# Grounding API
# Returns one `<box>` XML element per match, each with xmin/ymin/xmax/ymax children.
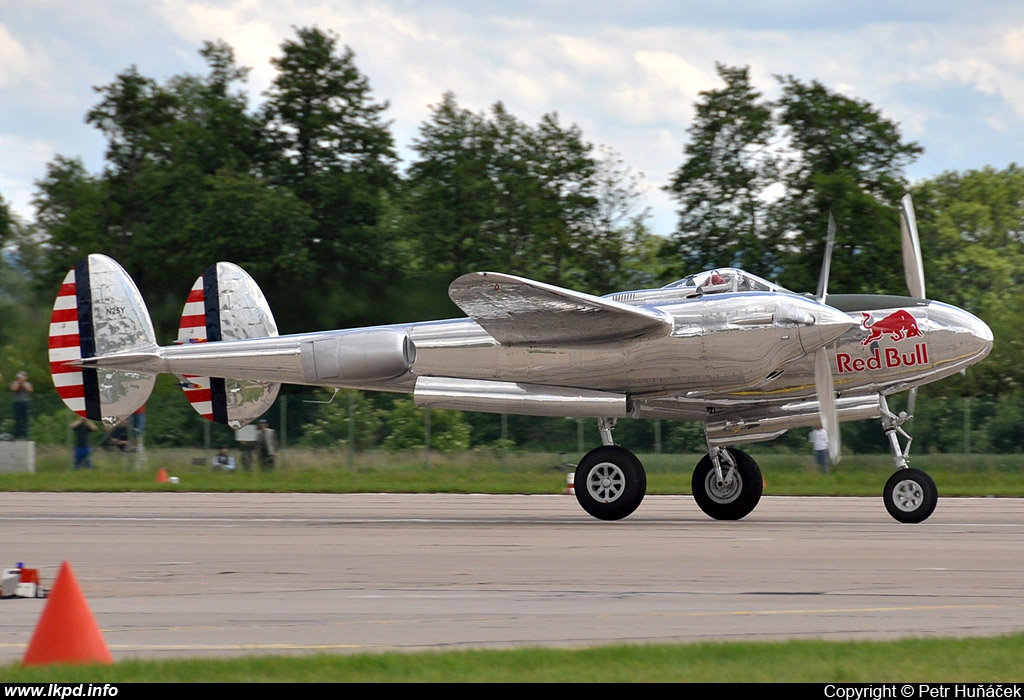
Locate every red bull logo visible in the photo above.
<box><xmin>860</xmin><ymin>310</ymin><xmax>922</xmax><ymax>345</ymax></box>
<box><xmin>835</xmin><ymin>310</ymin><xmax>929</xmax><ymax>375</ymax></box>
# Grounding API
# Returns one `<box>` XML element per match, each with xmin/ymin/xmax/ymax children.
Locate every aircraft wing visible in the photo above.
<box><xmin>448</xmin><ymin>272</ymin><xmax>672</xmax><ymax>345</ymax></box>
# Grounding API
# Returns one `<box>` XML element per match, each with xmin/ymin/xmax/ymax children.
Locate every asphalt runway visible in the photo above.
<box><xmin>1</xmin><ymin>492</ymin><xmax>1023</xmax><ymax>662</ymax></box>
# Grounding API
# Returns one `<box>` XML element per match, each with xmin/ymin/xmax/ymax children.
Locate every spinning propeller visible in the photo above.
<box><xmin>811</xmin><ymin>197</ymin><xmax>927</xmax><ymax>464</ymax></box>
<box><xmin>900</xmin><ymin>194</ymin><xmax>926</xmax><ymax>421</ymax></box>
<box><xmin>901</xmin><ymin>194</ymin><xmax>926</xmax><ymax>299</ymax></box>
<box><xmin>814</xmin><ymin>213</ymin><xmax>841</xmax><ymax>463</ymax></box>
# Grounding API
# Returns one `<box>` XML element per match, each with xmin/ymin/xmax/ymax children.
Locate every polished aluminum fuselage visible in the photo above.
<box><xmin>90</xmin><ymin>276</ymin><xmax>992</xmax><ymax>446</ymax></box>
<box><xmin>408</xmin><ymin>293</ymin><xmax>828</xmax><ymax>393</ymax></box>
<box><xmin>401</xmin><ymin>291</ymin><xmax>991</xmax><ymax>419</ymax></box>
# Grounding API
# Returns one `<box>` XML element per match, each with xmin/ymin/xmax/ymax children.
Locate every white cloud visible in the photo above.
<box><xmin>0</xmin><ymin>23</ymin><xmax>33</xmax><ymax>88</ymax></box>
<box><xmin>2</xmin><ymin>1</ymin><xmax>1024</xmax><ymax>230</ymax></box>
<box><xmin>0</xmin><ymin>134</ymin><xmax>67</xmax><ymax>220</ymax></box>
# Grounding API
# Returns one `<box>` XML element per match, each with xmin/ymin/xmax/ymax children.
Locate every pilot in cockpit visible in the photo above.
<box><xmin>702</xmin><ymin>272</ymin><xmax>727</xmax><ymax>287</ymax></box>
<box><xmin>667</xmin><ymin>269</ymin><xmax>779</xmax><ymax>294</ymax></box>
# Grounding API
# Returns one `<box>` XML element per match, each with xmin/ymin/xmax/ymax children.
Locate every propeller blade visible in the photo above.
<box><xmin>815</xmin><ymin>212</ymin><xmax>837</xmax><ymax>303</ymax></box>
<box><xmin>906</xmin><ymin>387</ymin><xmax>917</xmax><ymax>417</ymax></box>
<box><xmin>904</xmin><ymin>386</ymin><xmax>918</xmax><ymax>432</ymax></box>
<box><xmin>814</xmin><ymin>347</ymin><xmax>841</xmax><ymax>464</ymax></box>
<box><xmin>899</xmin><ymin>195</ymin><xmax>924</xmax><ymax>437</ymax></box>
<box><xmin>900</xmin><ymin>194</ymin><xmax>926</xmax><ymax>299</ymax></box>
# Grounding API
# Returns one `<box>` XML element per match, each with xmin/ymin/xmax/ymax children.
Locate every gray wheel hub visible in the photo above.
<box><xmin>586</xmin><ymin>462</ymin><xmax>625</xmax><ymax>503</ymax></box>
<box><xmin>891</xmin><ymin>478</ymin><xmax>925</xmax><ymax>512</ymax></box>
<box><xmin>705</xmin><ymin>471</ymin><xmax>741</xmax><ymax>504</ymax></box>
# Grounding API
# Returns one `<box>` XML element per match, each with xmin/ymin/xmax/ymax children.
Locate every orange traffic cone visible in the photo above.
<box><xmin>22</xmin><ymin>561</ymin><xmax>113</xmax><ymax>665</ymax></box>
<box><xmin>155</xmin><ymin>468</ymin><xmax>169</xmax><ymax>483</ymax></box>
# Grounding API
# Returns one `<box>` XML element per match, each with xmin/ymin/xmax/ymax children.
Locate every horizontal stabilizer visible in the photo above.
<box><xmin>448</xmin><ymin>272</ymin><xmax>671</xmax><ymax>345</ymax></box>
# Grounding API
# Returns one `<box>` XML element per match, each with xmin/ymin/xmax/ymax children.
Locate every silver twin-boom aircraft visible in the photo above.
<box><xmin>48</xmin><ymin>195</ymin><xmax>992</xmax><ymax>524</ymax></box>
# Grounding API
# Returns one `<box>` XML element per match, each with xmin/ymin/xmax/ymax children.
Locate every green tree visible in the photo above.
<box><xmin>663</xmin><ymin>64</ymin><xmax>778</xmax><ymax>277</ymax></box>
<box><xmin>403</xmin><ymin>92</ymin><xmax>494</xmax><ymax>279</ymax></box>
<box><xmin>0</xmin><ymin>193</ymin><xmax>12</xmax><ymax>247</ymax></box>
<box><xmin>382</xmin><ymin>399</ymin><xmax>471</xmax><ymax>452</ymax></box>
<box><xmin>298</xmin><ymin>390</ymin><xmax>384</xmax><ymax>450</ymax></box>
<box><xmin>772</xmin><ymin>75</ymin><xmax>923</xmax><ymax>294</ymax></box>
<box><xmin>405</xmin><ymin>94</ymin><xmax>650</xmax><ymax>294</ymax></box>
<box><xmin>910</xmin><ymin>166</ymin><xmax>1024</xmax><ymax>313</ymax></box>
<box><xmin>33</xmin><ymin>41</ymin><xmax>315</xmax><ymax>338</ymax></box>
<box><xmin>665</xmin><ymin>67</ymin><xmax>923</xmax><ymax>295</ymax></box>
<box><xmin>86</xmin><ymin>65</ymin><xmax>177</xmax><ymax>181</ymax></box>
<box><xmin>31</xmin><ymin>156</ymin><xmax>107</xmax><ymax>290</ymax></box>
<box><xmin>585</xmin><ymin>146</ymin><xmax>659</xmax><ymax>291</ymax></box>
<box><xmin>909</xmin><ymin>165</ymin><xmax>1024</xmax><ymax>398</ymax></box>
<box><xmin>260</xmin><ymin>27</ymin><xmax>399</xmax><ymax>329</ymax></box>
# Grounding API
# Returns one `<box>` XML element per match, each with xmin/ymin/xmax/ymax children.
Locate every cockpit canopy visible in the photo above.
<box><xmin>663</xmin><ymin>268</ymin><xmax>788</xmax><ymax>295</ymax></box>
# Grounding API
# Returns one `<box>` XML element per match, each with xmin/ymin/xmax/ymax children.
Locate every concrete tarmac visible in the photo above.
<box><xmin>1</xmin><ymin>492</ymin><xmax>1023</xmax><ymax>662</ymax></box>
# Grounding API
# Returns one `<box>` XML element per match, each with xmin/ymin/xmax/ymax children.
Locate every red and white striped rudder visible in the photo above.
<box><xmin>48</xmin><ymin>255</ymin><xmax>157</xmax><ymax>421</ymax></box>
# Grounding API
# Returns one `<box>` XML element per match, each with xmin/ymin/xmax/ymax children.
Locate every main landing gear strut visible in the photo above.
<box><xmin>573</xmin><ymin>398</ymin><xmax>936</xmax><ymax>524</ymax></box>
<box><xmin>572</xmin><ymin>418</ymin><xmax>765</xmax><ymax>522</ymax></box>
<box><xmin>573</xmin><ymin>419</ymin><xmax>647</xmax><ymax>521</ymax></box>
<box><xmin>691</xmin><ymin>446</ymin><xmax>763</xmax><ymax>521</ymax></box>
<box><xmin>879</xmin><ymin>395</ymin><xmax>937</xmax><ymax>523</ymax></box>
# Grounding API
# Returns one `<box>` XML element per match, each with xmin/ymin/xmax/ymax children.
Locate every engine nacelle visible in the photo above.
<box><xmin>302</xmin><ymin>329</ymin><xmax>416</xmax><ymax>382</ymax></box>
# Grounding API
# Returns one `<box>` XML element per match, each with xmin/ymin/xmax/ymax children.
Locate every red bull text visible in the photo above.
<box><xmin>836</xmin><ymin>343</ymin><xmax>929</xmax><ymax>374</ymax></box>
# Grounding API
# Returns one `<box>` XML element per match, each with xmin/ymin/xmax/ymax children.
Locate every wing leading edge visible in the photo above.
<box><xmin>448</xmin><ymin>272</ymin><xmax>672</xmax><ymax>345</ymax></box>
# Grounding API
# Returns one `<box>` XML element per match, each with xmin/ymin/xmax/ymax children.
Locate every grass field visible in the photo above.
<box><xmin>3</xmin><ymin>446</ymin><xmax>1023</xmax><ymax>682</ymax></box>
<box><xmin>5</xmin><ymin>445</ymin><xmax>1024</xmax><ymax>498</ymax></box>
<box><xmin>2</xmin><ymin>635</ymin><xmax>1024</xmax><ymax>682</ymax></box>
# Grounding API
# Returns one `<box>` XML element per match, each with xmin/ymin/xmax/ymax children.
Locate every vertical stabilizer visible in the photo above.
<box><xmin>49</xmin><ymin>255</ymin><xmax>157</xmax><ymax>421</ymax></box>
<box><xmin>176</xmin><ymin>262</ymin><xmax>280</xmax><ymax>428</ymax></box>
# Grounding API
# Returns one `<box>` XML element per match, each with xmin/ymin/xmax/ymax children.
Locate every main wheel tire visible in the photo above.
<box><xmin>691</xmin><ymin>448</ymin><xmax>763</xmax><ymax>521</ymax></box>
<box><xmin>574</xmin><ymin>445</ymin><xmax>647</xmax><ymax>521</ymax></box>
<box><xmin>883</xmin><ymin>468</ymin><xmax>937</xmax><ymax>523</ymax></box>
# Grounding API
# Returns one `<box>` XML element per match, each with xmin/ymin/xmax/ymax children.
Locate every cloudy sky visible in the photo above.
<box><xmin>2</xmin><ymin>1</ymin><xmax>1022</xmax><ymax>236</ymax></box>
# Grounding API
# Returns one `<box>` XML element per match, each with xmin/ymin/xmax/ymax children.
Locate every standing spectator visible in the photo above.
<box><xmin>72</xmin><ymin>416</ymin><xmax>97</xmax><ymax>469</ymax></box>
<box><xmin>10</xmin><ymin>371</ymin><xmax>33</xmax><ymax>439</ymax></box>
<box><xmin>808</xmin><ymin>424</ymin><xmax>830</xmax><ymax>474</ymax></box>
<box><xmin>130</xmin><ymin>405</ymin><xmax>146</xmax><ymax>442</ymax></box>
<box><xmin>256</xmin><ymin>419</ymin><xmax>276</xmax><ymax>470</ymax></box>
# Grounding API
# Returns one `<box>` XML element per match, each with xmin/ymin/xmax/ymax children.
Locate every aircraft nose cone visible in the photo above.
<box><xmin>927</xmin><ymin>301</ymin><xmax>993</xmax><ymax>371</ymax></box>
<box><xmin>959</xmin><ymin>306</ymin><xmax>993</xmax><ymax>359</ymax></box>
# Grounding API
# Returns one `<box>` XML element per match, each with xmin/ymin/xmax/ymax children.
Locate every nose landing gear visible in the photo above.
<box><xmin>879</xmin><ymin>395</ymin><xmax>937</xmax><ymax>523</ymax></box>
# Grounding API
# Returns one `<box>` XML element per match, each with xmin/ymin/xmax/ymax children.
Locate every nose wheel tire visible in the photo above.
<box><xmin>574</xmin><ymin>445</ymin><xmax>646</xmax><ymax>521</ymax></box>
<box><xmin>691</xmin><ymin>448</ymin><xmax>763</xmax><ymax>521</ymax></box>
<box><xmin>883</xmin><ymin>468</ymin><xmax>937</xmax><ymax>523</ymax></box>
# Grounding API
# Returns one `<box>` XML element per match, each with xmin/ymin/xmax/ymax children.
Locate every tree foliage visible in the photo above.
<box><xmin>404</xmin><ymin>93</ymin><xmax>651</xmax><ymax>294</ymax></box>
<box><xmin>260</xmin><ymin>27</ymin><xmax>399</xmax><ymax>330</ymax></box>
<box><xmin>33</xmin><ymin>41</ymin><xmax>317</xmax><ymax>336</ymax></box>
<box><xmin>909</xmin><ymin>165</ymin><xmax>1024</xmax><ymax>398</ymax></box>
<box><xmin>664</xmin><ymin>65</ymin><xmax>924</xmax><ymax>295</ymax></box>
<box><xmin>663</xmin><ymin>64</ymin><xmax>778</xmax><ymax>277</ymax></box>
<box><xmin>772</xmin><ymin>74</ymin><xmax>923</xmax><ymax>293</ymax></box>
